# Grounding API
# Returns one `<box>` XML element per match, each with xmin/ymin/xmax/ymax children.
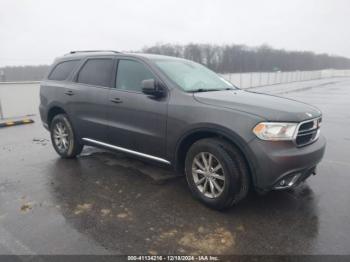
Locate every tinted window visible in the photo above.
<box><xmin>48</xmin><ymin>60</ymin><xmax>79</xmax><ymax>81</ymax></box>
<box><xmin>116</xmin><ymin>60</ymin><xmax>154</xmax><ymax>92</ymax></box>
<box><xmin>77</xmin><ymin>59</ymin><xmax>114</xmax><ymax>87</ymax></box>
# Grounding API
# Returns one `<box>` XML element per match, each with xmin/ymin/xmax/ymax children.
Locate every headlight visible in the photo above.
<box><xmin>253</xmin><ymin>122</ymin><xmax>298</xmax><ymax>141</ymax></box>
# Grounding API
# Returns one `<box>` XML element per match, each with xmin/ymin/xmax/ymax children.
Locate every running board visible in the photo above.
<box><xmin>82</xmin><ymin>138</ymin><xmax>171</xmax><ymax>165</ymax></box>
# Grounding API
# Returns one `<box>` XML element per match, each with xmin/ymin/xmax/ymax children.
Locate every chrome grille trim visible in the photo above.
<box><xmin>294</xmin><ymin>117</ymin><xmax>321</xmax><ymax>147</ymax></box>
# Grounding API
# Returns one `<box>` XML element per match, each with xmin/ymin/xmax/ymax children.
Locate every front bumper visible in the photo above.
<box><xmin>248</xmin><ymin>134</ymin><xmax>326</xmax><ymax>191</ymax></box>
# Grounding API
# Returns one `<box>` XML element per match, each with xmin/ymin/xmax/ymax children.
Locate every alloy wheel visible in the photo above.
<box><xmin>192</xmin><ymin>152</ymin><xmax>225</xmax><ymax>198</ymax></box>
<box><xmin>53</xmin><ymin>121</ymin><xmax>70</xmax><ymax>153</ymax></box>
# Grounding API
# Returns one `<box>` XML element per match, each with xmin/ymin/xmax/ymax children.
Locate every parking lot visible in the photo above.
<box><xmin>1</xmin><ymin>78</ymin><xmax>350</xmax><ymax>255</ymax></box>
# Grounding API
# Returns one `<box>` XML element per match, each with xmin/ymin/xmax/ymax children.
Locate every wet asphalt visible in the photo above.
<box><xmin>0</xmin><ymin>78</ymin><xmax>350</xmax><ymax>255</ymax></box>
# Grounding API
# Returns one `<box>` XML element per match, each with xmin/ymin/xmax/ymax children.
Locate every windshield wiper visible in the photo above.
<box><xmin>190</xmin><ymin>88</ymin><xmax>217</xmax><ymax>93</ymax></box>
<box><xmin>190</xmin><ymin>87</ymin><xmax>235</xmax><ymax>93</ymax></box>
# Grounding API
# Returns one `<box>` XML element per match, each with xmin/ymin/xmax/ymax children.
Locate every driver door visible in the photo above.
<box><xmin>107</xmin><ymin>59</ymin><xmax>168</xmax><ymax>159</ymax></box>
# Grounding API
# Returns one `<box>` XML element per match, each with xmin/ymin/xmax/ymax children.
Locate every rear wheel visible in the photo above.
<box><xmin>50</xmin><ymin>114</ymin><xmax>83</xmax><ymax>158</ymax></box>
<box><xmin>185</xmin><ymin>138</ymin><xmax>250</xmax><ymax>210</ymax></box>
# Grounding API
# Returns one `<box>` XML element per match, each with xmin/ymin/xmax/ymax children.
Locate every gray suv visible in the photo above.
<box><xmin>40</xmin><ymin>50</ymin><xmax>326</xmax><ymax>209</ymax></box>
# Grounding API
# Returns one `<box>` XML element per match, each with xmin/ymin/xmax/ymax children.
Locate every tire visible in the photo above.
<box><xmin>185</xmin><ymin>138</ymin><xmax>250</xmax><ymax>210</ymax></box>
<box><xmin>50</xmin><ymin>114</ymin><xmax>83</xmax><ymax>158</ymax></box>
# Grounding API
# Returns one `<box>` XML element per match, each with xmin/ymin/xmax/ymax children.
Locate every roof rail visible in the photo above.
<box><xmin>66</xmin><ymin>50</ymin><xmax>121</xmax><ymax>55</ymax></box>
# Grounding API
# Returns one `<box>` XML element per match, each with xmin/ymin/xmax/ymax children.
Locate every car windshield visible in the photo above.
<box><xmin>153</xmin><ymin>59</ymin><xmax>237</xmax><ymax>92</ymax></box>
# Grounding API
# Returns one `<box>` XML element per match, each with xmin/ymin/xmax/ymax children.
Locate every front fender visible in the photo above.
<box><xmin>171</xmin><ymin>123</ymin><xmax>259</xmax><ymax>186</ymax></box>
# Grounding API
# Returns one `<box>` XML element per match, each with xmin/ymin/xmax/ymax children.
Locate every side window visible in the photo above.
<box><xmin>77</xmin><ymin>59</ymin><xmax>114</xmax><ymax>87</ymax></box>
<box><xmin>116</xmin><ymin>60</ymin><xmax>155</xmax><ymax>92</ymax></box>
<box><xmin>48</xmin><ymin>60</ymin><xmax>79</xmax><ymax>81</ymax></box>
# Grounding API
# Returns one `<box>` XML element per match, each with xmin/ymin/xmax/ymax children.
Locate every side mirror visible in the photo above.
<box><xmin>142</xmin><ymin>79</ymin><xmax>166</xmax><ymax>98</ymax></box>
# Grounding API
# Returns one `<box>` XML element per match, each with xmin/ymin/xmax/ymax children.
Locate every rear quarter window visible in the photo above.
<box><xmin>48</xmin><ymin>60</ymin><xmax>79</xmax><ymax>81</ymax></box>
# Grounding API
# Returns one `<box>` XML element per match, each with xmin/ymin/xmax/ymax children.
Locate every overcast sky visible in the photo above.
<box><xmin>0</xmin><ymin>0</ymin><xmax>349</xmax><ymax>66</ymax></box>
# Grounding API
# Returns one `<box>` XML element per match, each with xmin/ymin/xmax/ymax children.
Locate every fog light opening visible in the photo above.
<box><xmin>274</xmin><ymin>173</ymin><xmax>302</xmax><ymax>190</ymax></box>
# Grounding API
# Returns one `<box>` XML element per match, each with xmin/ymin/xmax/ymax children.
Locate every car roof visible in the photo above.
<box><xmin>59</xmin><ymin>51</ymin><xmax>182</xmax><ymax>62</ymax></box>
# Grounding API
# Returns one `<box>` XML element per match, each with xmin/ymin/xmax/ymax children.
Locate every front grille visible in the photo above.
<box><xmin>295</xmin><ymin>117</ymin><xmax>321</xmax><ymax>147</ymax></box>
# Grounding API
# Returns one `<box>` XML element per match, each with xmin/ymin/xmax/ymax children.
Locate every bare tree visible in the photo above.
<box><xmin>143</xmin><ymin>43</ymin><xmax>350</xmax><ymax>73</ymax></box>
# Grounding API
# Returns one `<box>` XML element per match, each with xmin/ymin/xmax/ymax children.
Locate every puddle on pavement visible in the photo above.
<box><xmin>44</xmin><ymin>146</ymin><xmax>320</xmax><ymax>254</ymax></box>
<box><xmin>79</xmin><ymin>147</ymin><xmax>182</xmax><ymax>184</ymax></box>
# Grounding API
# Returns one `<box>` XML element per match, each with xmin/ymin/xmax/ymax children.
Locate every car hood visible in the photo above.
<box><xmin>193</xmin><ymin>89</ymin><xmax>321</xmax><ymax>122</ymax></box>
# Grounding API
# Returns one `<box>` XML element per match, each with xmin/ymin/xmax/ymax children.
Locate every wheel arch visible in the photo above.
<box><xmin>47</xmin><ymin>106</ymin><xmax>67</xmax><ymax>128</ymax></box>
<box><xmin>174</xmin><ymin>126</ymin><xmax>258</xmax><ymax>186</ymax></box>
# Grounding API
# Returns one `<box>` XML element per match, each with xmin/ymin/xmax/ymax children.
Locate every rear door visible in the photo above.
<box><xmin>68</xmin><ymin>57</ymin><xmax>116</xmax><ymax>142</ymax></box>
<box><xmin>107</xmin><ymin>58</ymin><xmax>168</xmax><ymax>159</ymax></box>
<box><xmin>43</xmin><ymin>59</ymin><xmax>81</xmax><ymax>126</ymax></box>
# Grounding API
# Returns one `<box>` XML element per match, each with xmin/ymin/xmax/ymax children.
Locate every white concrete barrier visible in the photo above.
<box><xmin>0</xmin><ymin>82</ymin><xmax>40</xmax><ymax>119</ymax></box>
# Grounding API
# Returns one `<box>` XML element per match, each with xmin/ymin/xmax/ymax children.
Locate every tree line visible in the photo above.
<box><xmin>0</xmin><ymin>65</ymin><xmax>49</xmax><ymax>82</ymax></box>
<box><xmin>142</xmin><ymin>43</ymin><xmax>350</xmax><ymax>73</ymax></box>
<box><xmin>1</xmin><ymin>43</ymin><xmax>350</xmax><ymax>81</ymax></box>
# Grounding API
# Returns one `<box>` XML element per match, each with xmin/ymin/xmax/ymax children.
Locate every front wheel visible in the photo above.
<box><xmin>50</xmin><ymin>114</ymin><xmax>83</xmax><ymax>158</ymax></box>
<box><xmin>185</xmin><ymin>138</ymin><xmax>250</xmax><ymax>210</ymax></box>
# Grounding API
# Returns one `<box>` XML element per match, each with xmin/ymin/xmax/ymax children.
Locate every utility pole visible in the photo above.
<box><xmin>0</xmin><ymin>99</ymin><xmax>3</xmax><ymax>120</ymax></box>
<box><xmin>0</xmin><ymin>70</ymin><xmax>5</xmax><ymax>82</ymax></box>
<box><xmin>0</xmin><ymin>70</ymin><xmax>4</xmax><ymax>119</ymax></box>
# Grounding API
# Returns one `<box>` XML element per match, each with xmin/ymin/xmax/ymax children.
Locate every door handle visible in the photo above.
<box><xmin>64</xmin><ymin>90</ymin><xmax>75</xmax><ymax>96</ymax></box>
<box><xmin>110</xmin><ymin>97</ymin><xmax>123</xmax><ymax>104</ymax></box>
